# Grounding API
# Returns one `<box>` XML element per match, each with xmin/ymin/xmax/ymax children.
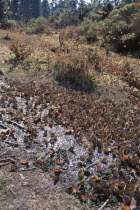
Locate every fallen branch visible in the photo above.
<box><xmin>9</xmin><ymin>187</ymin><xmax>16</xmax><ymax>196</ymax></box>
<box><xmin>0</xmin><ymin>158</ymin><xmax>16</xmax><ymax>164</ymax></box>
<box><xmin>7</xmin><ymin>158</ymin><xmax>17</xmax><ymax>163</ymax></box>
<box><xmin>97</xmin><ymin>197</ymin><xmax>110</xmax><ymax>210</ymax></box>
<box><xmin>0</xmin><ymin>150</ymin><xmax>10</xmax><ymax>156</ymax></box>
<box><xmin>0</xmin><ymin>161</ymin><xmax>11</xmax><ymax>167</ymax></box>
<box><xmin>87</xmin><ymin>163</ymin><xmax>94</xmax><ymax>170</ymax></box>
<box><xmin>5</xmin><ymin>141</ymin><xmax>19</xmax><ymax>147</ymax></box>
<box><xmin>0</xmin><ymin>123</ymin><xmax>8</xmax><ymax>129</ymax></box>
<box><xmin>6</xmin><ymin>119</ymin><xmax>26</xmax><ymax>130</ymax></box>
<box><xmin>20</xmin><ymin>167</ymin><xmax>36</xmax><ymax>171</ymax></box>
<box><xmin>0</xmin><ymin>158</ymin><xmax>10</xmax><ymax>162</ymax></box>
<box><xmin>33</xmin><ymin>163</ymin><xmax>44</xmax><ymax>170</ymax></box>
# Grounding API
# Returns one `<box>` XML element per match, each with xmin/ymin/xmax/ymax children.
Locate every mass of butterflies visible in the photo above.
<box><xmin>0</xmin><ymin>77</ymin><xmax>139</xmax><ymax>210</ymax></box>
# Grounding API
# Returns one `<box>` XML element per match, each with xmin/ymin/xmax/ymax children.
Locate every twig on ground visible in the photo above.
<box><xmin>0</xmin><ymin>150</ymin><xmax>10</xmax><ymax>156</ymax></box>
<box><xmin>0</xmin><ymin>162</ymin><xmax>11</xmax><ymax>167</ymax></box>
<box><xmin>0</xmin><ymin>123</ymin><xmax>8</xmax><ymax>129</ymax></box>
<box><xmin>20</xmin><ymin>167</ymin><xmax>36</xmax><ymax>171</ymax></box>
<box><xmin>87</xmin><ymin>163</ymin><xmax>94</xmax><ymax>170</ymax></box>
<box><xmin>0</xmin><ymin>158</ymin><xmax>9</xmax><ymax>162</ymax></box>
<box><xmin>5</xmin><ymin>141</ymin><xmax>19</xmax><ymax>147</ymax></box>
<box><xmin>6</xmin><ymin>119</ymin><xmax>26</xmax><ymax>130</ymax></box>
<box><xmin>97</xmin><ymin>196</ymin><xmax>110</xmax><ymax>210</ymax></box>
<box><xmin>9</xmin><ymin>187</ymin><xmax>16</xmax><ymax>197</ymax></box>
<box><xmin>0</xmin><ymin>158</ymin><xmax>16</xmax><ymax>164</ymax></box>
<box><xmin>34</xmin><ymin>163</ymin><xmax>44</xmax><ymax>170</ymax></box>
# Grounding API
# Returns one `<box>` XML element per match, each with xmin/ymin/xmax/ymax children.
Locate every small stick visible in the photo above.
<box><xmin>6</xmin><ymin>120</ymin><xmax>26</xmax><ymax>130</ymax></box>
<box><xmin>36</xmin><ymin>164</ymin><xmax>43</xmax><ymax>170</ymax></box>
<box><xmin>0</xmin><ymin>123</ymin><xmax>8</xmax><ymax>129</ymax></box>
<box><xmin>0</xmin><ymin>158</ymin><xmax>16</xmax><ymax>164</ymax></box>
<box><xmin>9</xmin><ymin>187</ymin><xmax>16</xmax><ymax>196</ymax></box>
<box><xmin>0</xmin><ymin>150</ymin><xmax>9</xmax><ymax>156</ymax></box>
<box><xmin>0</xmin><ymin>158</ymin><xmax>10</xmax><ymax>162</ymax></box>
<box><xmin>0</xmin><ymin>162</ymin><xmax>11</xmax><ymax>167</ymax></box>
<box><xmin>87</xmin><ymin>163</ymin><xmax>94</xmax><ymax>170</ymax></box>
<box><xmin>20</xmin><ymin>167</ymin><xmax>36</xmax><ymax>171</ymax></box>
<box><xmin>5</xmin><ymin>141</ymin><xmax>19</xmax><ymax>147</ymax></box>
<box><xmin>6</xmin><ymin>158</ymin><xmax>16</xmax><ymax>163</ymax></box>
<box><xmin>97</xmin><ymin>197</ymin><xmax>110</xmax><ymax>210</ymax></box>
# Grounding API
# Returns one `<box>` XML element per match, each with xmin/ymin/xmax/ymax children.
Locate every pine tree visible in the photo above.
<box><xmin>42</xmin><ymin>0</ymin><xmax>50</xmax><ymax>18</ymax></box>
<box><xmin>102</xmin><ymin>0</ymin><xmax>113</xmax><ymax>19</ymax></box>
<box><xmin>0</xmin><ymin>0</ymin><xmax>7</xmax><ymax>24</ymax></box>
<box><xmin>50</xmin><ymin>0</ymin><xmax>58</xmax><ymax>15</ymax></box>
<box><xmin>78</xmin><ymin>0</ymin><xmax>91</xmax><ymax>21</ymax></box>
<box><xmin>69</xmin><ymin>0</ymin><xmax>78</xmax><ymax>11</ymax></box>
<box><xmin>7</xmin><ymin>0</ymin><xmax>11</xmax><ymax>7</ymax></box>
<box><xmin>90</xmin><ymin>0</ymin><xmax>101</xmax><ymax>11</ymax></box>
<box><xmin>79</xmin><ymin>0</ymin><xmax>86</xmax><ymax>8</ymax></box>
<box><xmin>19</xmin><ymin>0</ymin><xmax>33</xmax><ymax>20</ymax></box>
<box><xmin>32</xmin><ymin>0</ymin><xmax>41</xmax><ymax>18</ymax></box>
<box><xmin>63</xmin><ymin>0</ymin><xmax>70</xmax><ymax>10</ymax></box>
<box><xmin>11</xmin><ymin>0</ymin><xmax>19</xmax><ymax>19</ymax></box>
<box><xmin>57</xmin><ymin>0</ymin><xmax>64</xmax><ymax>13</ymax></box>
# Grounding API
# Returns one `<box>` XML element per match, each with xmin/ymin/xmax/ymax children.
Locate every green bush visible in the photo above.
<box><xmin>51</xmin><ymin>11</ymin><xmax>79</xmax><ymax>29</ymax></box>
<box><xmin>0</xmin><ymin>0</ymin><xmax>8</xmax><ymax>28</ymax></box>
<box><xmin>131</xmin><ymin>12</ymin><xmax>140</xmax><ymax>34</ymax></box>
<box><xmin>7</xmin><ymin>20</ymin><xmax>19</xmax><ymax>29</ymax></box>
<box><xmin>23</xmin><ymin>17</ymin><xmax>47</xmax><ymax>34</ymax></box>
<box><xmin>77</xmin><ymin>18</ymin><xmax>92</xmax><ymax>35</ymax></box>
<box><xmin>86</xmin><ymin>28</ymin><xmax>98</xmax><ymax>44</ymax></box>
<box><xmin>23</xmin><ymin>26</ymin><xmax>36</xmax><ymax>34</ymax></box>
<box><xmin>77</xmin><ymin>18</ymin><xmax>98</xmax><ymax>43</ymax></box>
<box><xmin>101</xmin><ymin>3</ymin><xmax>140</xmax><ymax>52</ymax></box>
<box><xmin>119</xmin><ymin>3</ymin><xmax>138</xmax><ymax>23</ymax></box>
<box><xmin>88</xmin><ymin>11</ymin><xmax>102</xmax><ymax>22</ymax></box>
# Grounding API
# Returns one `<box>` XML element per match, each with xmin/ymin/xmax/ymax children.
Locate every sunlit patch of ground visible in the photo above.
<box><xmin>0</xmin><ymin>28</ymin><xmax>139</xmax><ymax>210</ymax></box>
<box><xmin>0</xmin><ymin>168</ymin><xmax>86</xmax><ymax>210</ymax></box>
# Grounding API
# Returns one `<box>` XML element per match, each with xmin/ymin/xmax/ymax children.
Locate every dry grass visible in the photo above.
<box><xmin>0</xmin><ymin>27</ymin><xmax>139</xmax><ymax>93</ymax></box>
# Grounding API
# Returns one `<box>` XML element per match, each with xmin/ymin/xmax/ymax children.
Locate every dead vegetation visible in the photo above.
<box><xmin>0</xmin><ymin>27</ymin><xmax>140</xmax><ymax>210</ymax></box>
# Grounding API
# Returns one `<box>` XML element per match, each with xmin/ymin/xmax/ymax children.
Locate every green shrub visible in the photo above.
<box><xmin>132</xmin><ymin>91</ymin><xmax>140</xmax><ymax>99</ymax></box>
<box><xmin>35</xmin><ymin>17</ymin><xmax>47</xmax><ymax>33</ymax></box>
<box><xmin>24</xmin><ymin>17</ymin><xmax>47</xmax><ymax>34</ymax></box>
<box><xmin>131</xmin><ymin>12</ymin><xmax>140</xmax><ymax>34</ymax></box>
<box><xmin>23</xmin><ymin>26</ymin><xmax>36</xmax><ymax>35</ymax></box>
<box><xmin>77</xmin><ymin>18</ymin><xmax>98</xmax><ymax>43</ymax></box>
<box><xmin>101</xmin><ymin>3</ymin><xmax>140</xmax><ymax>52</ymax></box>
<box><xmin>119</xmin><ymin>3</ymin><xmax>138</xmax><ymax>23</ymax></box>
<box><xmin>86</xmin><ymin>29</ymin><xmax>98</xmax><ymax>44</ymax></box>
<box><xmin>49</xmin><ymin>11</ymin><xmax>79</xmax><ymax>29</ymax></box>
<box><xmin>88</xmin><ymin>11</ymin><xmax>102</xmax><ymax>22</ymax></box>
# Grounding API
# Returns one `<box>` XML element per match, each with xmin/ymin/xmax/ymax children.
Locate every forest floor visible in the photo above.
<box><xmin>0</xmin><ymin>29</ymin><xmax>140</xmax><ymax>210</ymax></box>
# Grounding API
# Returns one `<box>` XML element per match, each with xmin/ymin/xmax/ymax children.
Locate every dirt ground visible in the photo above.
<box><xmin>0</xmin><ymin>166</ymin><xmax>87</xmax><ymax>210</ymax></box>
<box><xmin>0</xmin><ymin>29</ymin><xmax>139</xmax><ymax>210</ymax></box>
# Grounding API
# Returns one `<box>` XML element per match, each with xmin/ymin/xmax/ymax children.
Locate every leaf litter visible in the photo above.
<box><xmin>0</xmin><ymin>77</ymin><xmax>139</xmax><ymax>209</ymax></box>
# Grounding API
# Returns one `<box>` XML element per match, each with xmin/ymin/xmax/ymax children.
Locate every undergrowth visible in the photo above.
<box><xmin>0</xmin><ymin>24</ymin><xmax>140</xmax><ymax>210</ymax></box>
<box><xmin>55</xmin><ymin>58</ymin><xmax>96</xmax><ymax>92</ymax></box>
<box><xmin>0</xmin><ymin>27</ymin><xmax>139</xmax><ymax>94</ymax></box>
